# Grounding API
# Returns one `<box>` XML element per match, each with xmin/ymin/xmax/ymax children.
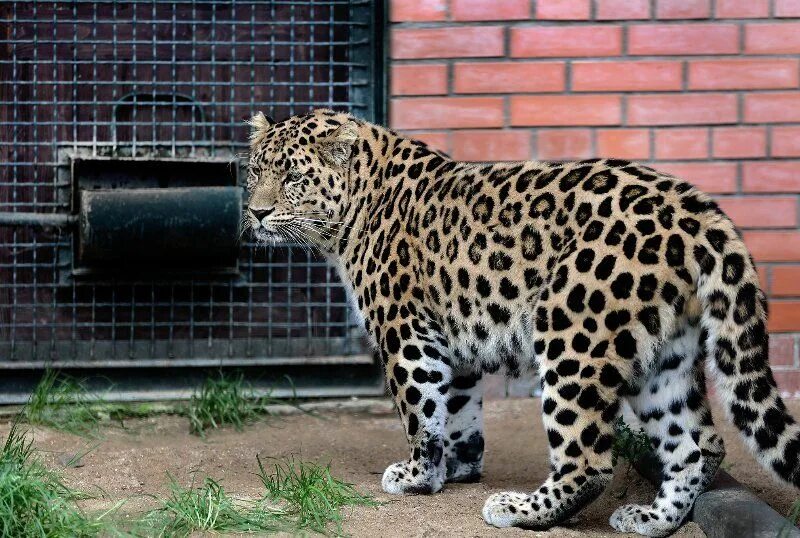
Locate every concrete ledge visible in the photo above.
<box><xmin>634</xmin><ymin>453</ymin><xmax>800</xmax><ymax>538</ymax></box>
<box><xmin>0</xmin><ymin>396</ymin><xmax>396</xmax><ymax>420</ymax></box>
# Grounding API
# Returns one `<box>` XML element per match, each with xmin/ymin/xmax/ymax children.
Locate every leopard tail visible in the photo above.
<box><xmin>696</xmin><ymin>210</ymin><xmax>800</xmax><ymax>488</ymax></box>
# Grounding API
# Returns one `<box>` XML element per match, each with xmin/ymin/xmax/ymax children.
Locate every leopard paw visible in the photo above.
<box><xmin>381</xmin><ymin>460</ymin><xmax>444</xmax><ymax>495</ymax></box>
<box><xmin>610</xmin><ymin>504</ymin><xmax>677</xmax><ymax>537</ymax></box>
<box><xmin>482</xmin><ymin>491</ymin><xmax>531</xmax><ymax>528</ymax></box>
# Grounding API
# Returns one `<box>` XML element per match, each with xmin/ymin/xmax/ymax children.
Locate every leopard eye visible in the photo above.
<box><xmin>246</xmin><ymin>168</ymin><xmax>260</xmax><ymax>192</ymax></box>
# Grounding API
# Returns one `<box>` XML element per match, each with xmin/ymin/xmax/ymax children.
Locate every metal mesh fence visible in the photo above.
<box><xmin>0</xmin><ymin>1</ymin><xmax>382</xmax><ymax>383</ymax></box>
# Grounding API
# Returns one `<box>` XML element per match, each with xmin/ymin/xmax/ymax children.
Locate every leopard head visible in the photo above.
<box><xmin>244</xmin><ymin>109</ymin><xmax>359</xmax><ymax>249</ymax></box>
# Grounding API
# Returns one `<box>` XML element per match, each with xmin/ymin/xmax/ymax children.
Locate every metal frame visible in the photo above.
<box><xmin>0</xmin><ymin>0</ymin><xmax>388</xmax><ymax>402</ymax></box>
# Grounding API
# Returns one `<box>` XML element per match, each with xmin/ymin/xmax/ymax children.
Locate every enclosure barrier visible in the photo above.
<box><xmin>0</xmin><ymin>0</ymin><xmax>386</xmax><ymax>402</ymax></box>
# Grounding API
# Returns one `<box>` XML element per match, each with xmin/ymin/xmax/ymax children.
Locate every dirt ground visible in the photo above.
<box><xmin>2</xmin><ymin>397</ymin><xmax>799</xmax><ymax>537</ymax></box>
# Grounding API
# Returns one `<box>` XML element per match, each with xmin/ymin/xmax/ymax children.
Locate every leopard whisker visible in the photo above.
<box><xmin>280</xmin><ymin>223</ymin><xmax>314</xmax><ymax>255</ymax></box>
<box><xmin>293</xmin><ymin>234</ymin><xmax>318</xmax><ymax>258</ymax></box>
<box><xmin>296</xmin><ymin>221</ymin><xmax>337</xmax><ymax>241</ymax></box>
<box><xmin>294</xmin><ymin>217</ymin><xmax>352</xmax><ymax>231</ymax></box>
<box><xmin>293</xmin><ymin>218</ymin><xmax>341</xmax><ymax>233</ymax></box>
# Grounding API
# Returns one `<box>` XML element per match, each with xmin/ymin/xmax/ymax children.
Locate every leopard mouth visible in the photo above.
<box><xmin>252</xmin><ymin>227</ymin><xmax>285</xmax><ymax>243</ymax></box>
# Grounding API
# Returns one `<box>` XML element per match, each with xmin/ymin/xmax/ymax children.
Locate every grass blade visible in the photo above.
<box><xmin>0</xmin><ymin>420</ymin><xmax>113</xmax><ymax>537</ymax></box>
<box><xmin>186</xmin><ymin>372</ymin><xmax>306</xmax><ymax>437</ymax></box>
<box><xmin>256</xmin><ymin>454</ymin><xmax>379</xmax><ymax>535</ymax></box>
<box><xmin>23</xmin><ymin>370</ymin><xmax>105</xmax><ymax>438</ymax></box>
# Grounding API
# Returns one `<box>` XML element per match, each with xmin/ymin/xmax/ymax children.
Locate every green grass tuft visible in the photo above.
<box><xmin>612</xmin><ymin>417</ymin><xmax>653</xmax><ymax>469</ymax></box>
<box><xmin>0</xmin><ymin>421</ymin><xmax>113</xmax><ymax>537</ymax></box>
<box><xmin>187</xmin><ymin>373</ymin><xmax>261</xmax><ymax>436</ymax></box>
<box><xmin>137</xmin><ymin>457</ymin><xmax>377</xmax><ymax>537</ymax></box>
<box><xmin>187</xmin><ymin>372</ymin><xmax>299</xmax><ymax>437</ymax></box>
<box><xmin>135</xmin><ymin>474</ymin><xmax>285</xmax><ymax>537</ymax></box>
<box><xmin>257</xmin><ymin>455</ymin><xmax>379</xmax><ymax>534</ymax></box>
<box><xmin>24</xmin><ymin>370</ymin><xmax>303</xmax><ymax>438</ymax></box>
<box><xmin>23</xmin><ymin>370</ymin><xmax>104</xmax><ymax>438</ymax></box>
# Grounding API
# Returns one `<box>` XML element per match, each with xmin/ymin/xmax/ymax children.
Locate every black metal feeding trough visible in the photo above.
<box><xmin>73</xmin><ymin>157</ymin><xmax>242</xmax><ymax>275</ymax></box>
<box><xmin>0</xmin><ymin>1</ymin><xmax>386</xmax><ymax>401</ymax></box>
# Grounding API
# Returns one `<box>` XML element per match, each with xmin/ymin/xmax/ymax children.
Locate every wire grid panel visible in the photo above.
<box><xmin>0</xmin><ymin>1</ymin><xmax>378</xmax><ymax>368</ymax></box>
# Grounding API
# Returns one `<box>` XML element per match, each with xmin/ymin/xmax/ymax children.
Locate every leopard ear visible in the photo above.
<box><xmin>246</xmin><ymin>112</ymin><xmax>275</xmax><ymax>145</ymax></box>
<box><xmin>318</xmin><ymin>121</ymin><xmax>359</xmax><ymax>167</ymax></box>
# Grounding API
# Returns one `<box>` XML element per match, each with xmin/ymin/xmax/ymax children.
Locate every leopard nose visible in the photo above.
<box><xmin>249</xmin><ymin>206</ymin><xmax>275</xmax><ymax>221</ymax></box>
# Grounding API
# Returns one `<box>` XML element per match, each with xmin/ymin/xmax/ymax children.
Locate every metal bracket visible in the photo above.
<box><xmin>0</xmin><ymin>212</ymin><xmax>76</xmax><ymax>228</ymax></box>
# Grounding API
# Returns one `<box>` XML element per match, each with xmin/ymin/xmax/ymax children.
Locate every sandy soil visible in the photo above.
<box><xmin>2</xmin><ymin>398</ymin><xmax>798</xmax><ymax>537</ymax></box>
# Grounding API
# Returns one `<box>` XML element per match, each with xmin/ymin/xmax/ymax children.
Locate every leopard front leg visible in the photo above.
<box><xmin>381</xmin><ymin>323</ymin><xmax>452</xmax><ymax>495</ymax></box>
<box><xmin>445</xmin><ymin>370</ymin><xmax>484</xmax><ymax>483</ymax></box>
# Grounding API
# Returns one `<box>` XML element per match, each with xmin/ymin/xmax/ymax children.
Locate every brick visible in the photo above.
<box><xmin>510</xmin><ymin>95</ymin><xmax>621</xmax><ymax>126</ymax></box>
<box><xmin>572</xmin><ymin>61</ymin><xmax>682</xmax><ymax>92</ymax></box>
<box><xmin>712</xmin><ymin>127</ymin><xmax>767</xmax><ymax>158</ymax></box>
<box><xmin>774</xmin><ymin>266</ymin><xmax>800</xmax><ymax>297</ymax></box>
<box><xmin>391</xmin><ymin>64</ymin><xmax>448</xmax><ymax>96</ymax></box>
<box><xmin>688</xmin><ymin>59</ymin><xmax>799</xmax><ymax>90</ymax></box>
<box><xmin>391</xmin><ymin>97</ymin><xmax>504</xmax><ymax>129</ymax></box>
<box><xmin>596</xmin><ymin>129</ymin><xmax>650</xmax><ymax>160</ymax></box>
<box><xmin>407</xmin><ymin>131</ymin><xmax>450</xmax><ymax>153</ymax></box>
<box><xmin>745</xmin><ymin>23</ymin><xmax>800</xmax><ymax>54</ymax></box>
<box><xmin>536</xmin><ymin>0</ymin><xmax>590</xmax><ymax>19</ymax></box>
<box><xmin>511</xmin><ymin>26</ymin><xmax>622</xmax><ymax>57</ymax></box>
<box><xmin>776</xmin><ymin>0</ymin><xmax>800</xmax><ymax>17</ymax></box>
<box><xmin>769</xmin><ymin>302</ymin><xmax>800</xmax><ymax>333</ymax></box>
<box><xmin>716</xmin><ymin>0</ymin><xmax>769</xmax><ymax>18</ymax></box>
<box><xmin>654</xmin><ymin>162</ymin><xmax>737</xmax><ymax>193</ymax></box>
<box><xmin>451</xmin><ymin>130</ymin><xmax>531</xmax><ymax>161</ymax></box>
<box><xmin>390</xmin><ymin>0</ymin><xmax>447</xmax><ymax>21</ymax></box>
<box><xmin>770</xmin><ymin>334</ymin><xmax>795</xmax><ymax>367</ymax></box>
<box><xmin>391</xmin><ymin>27</ymin><xmax>504</xmax><ymax>59</ymax></box>
<box><xmin>628</xmin><ymin>94</ymin><xmax>738</xmax><ymax>126</ymax></box>
<box><xmin>536</xmin><ymin>129</ymin><xmax>593</xmax><ymax>160</ymax></box>
<box><xmin>451</xmin><ymin>0</ymin><xmax>530</xmax><ymax>20</ymax></box>
<box><xmin>772</xmin><ymin>126</ymin><xmax>800</xmax><ymax>157</ymax></box>
<box><xmin>744</xmin><ymin>231</ymin><xmax>800</xmax><ymax>262</ymax></box>
<box><xmin>656</xmin><ymin>0</ymin><xmax>710</xmax><ymax>19</ymax></box>
<box><xmin>629</xmin><ymin>24</ymin><xmax>739</xmax><ymax>55</ymax></box>
<box><xmin>745</xmin><ymin>93</ymin><xmax>800</xmax><ymax>124</ymax></box>
<box><xmin>716</xmin><ymin>196</ymin><xmax>798</xmax><ymax>228</ymax></box>
<box><xmin>757</xmin><ymin>264</ymin><xmax>768</xmax><ymax>290</ymax></box>
<box><xmin>774</xmin><ymin>370</ymin><xmax>800</xmax><ymax>398</ymax></box>
<box><xmin>454</xmin><ymin>62</ymin><xmax>565</xmax><ymax>94</ymax></box>
<box><xmin>596</xmin><ymin>0</ymin><xmax>650</xmax><ymax>19</ymax></box>
<box><xmin>654</xmin><ymin>128</ymin><xmax>709</xmax><ymax>160</ymax></box>
<box><xmin>743</xmin><ymin>161</ymin><xmax>800</xmax><ymax>192</ymax></box>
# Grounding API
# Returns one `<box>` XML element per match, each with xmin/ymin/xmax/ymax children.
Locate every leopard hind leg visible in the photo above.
<box><xmin>611</xmin><ymin>321</ymin><xmax>725</xmax><ymax>537</ymax></box>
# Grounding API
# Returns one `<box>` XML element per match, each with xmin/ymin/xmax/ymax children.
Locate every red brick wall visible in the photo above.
<box><xmin>388</xmin><ymin>0</ymin><xmax>800</xmax><ymax>398</ymax></box>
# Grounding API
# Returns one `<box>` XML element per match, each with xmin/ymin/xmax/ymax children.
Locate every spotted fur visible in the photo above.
<box><xmin>245</xmin><ymin>109</ymin><xmax>800</xmax><ymax>537</ymax></box>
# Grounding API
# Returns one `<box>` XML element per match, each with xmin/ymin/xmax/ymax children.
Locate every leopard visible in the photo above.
<box><xmin>244</xmin><ymin>108</ymin><xmax>800</xmax><ymax>537</ymax></box>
